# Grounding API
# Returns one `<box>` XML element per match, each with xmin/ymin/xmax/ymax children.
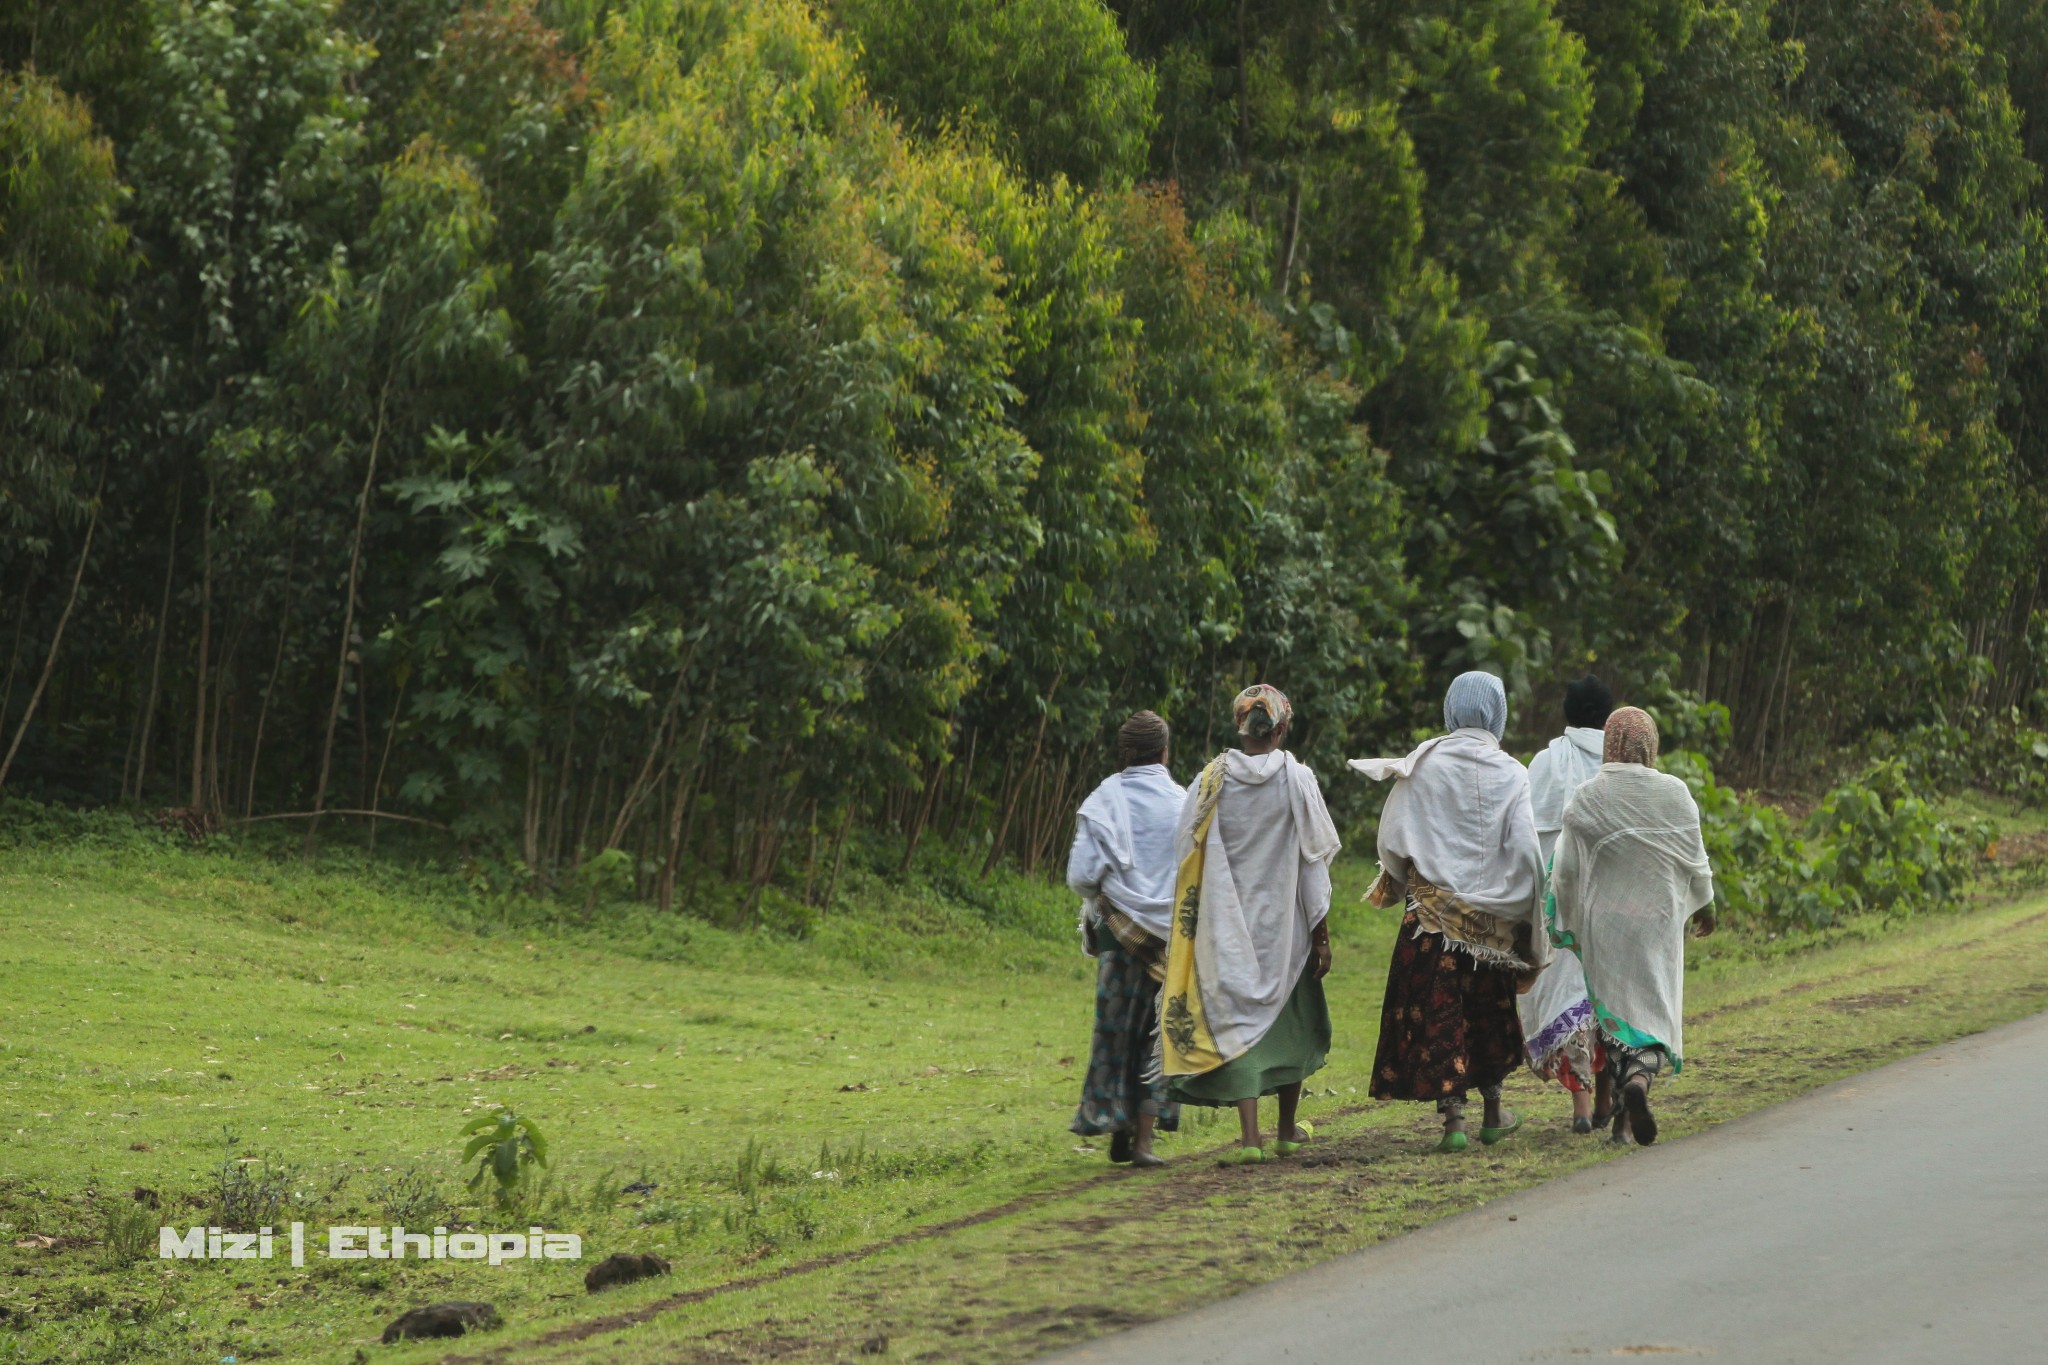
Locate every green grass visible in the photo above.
<box><xmin>0</xmin><ymin>808</ymin><xmax>2044</xmax><ymax>1364</ymax></box>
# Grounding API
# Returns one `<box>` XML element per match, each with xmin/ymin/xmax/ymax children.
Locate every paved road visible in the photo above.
<box><xmin>1049</xmin><ymin>1010</ymin><xmax>2048</xmax><ymax>1364</ymax></box>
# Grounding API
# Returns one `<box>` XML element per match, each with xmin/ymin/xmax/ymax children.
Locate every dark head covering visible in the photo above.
<box><xmin>1443</xmin><ymin>671</ymin><xmax>1508</xmax><ymax>740</ymax></box>
<box><xmin>1233</xmin><ymin>684</ymin><xmax>1291</xmax><ymax>742</ymax></box>
<box><xmin>1604</xmin><ymin>706</ymin><xmax>1660</xmax><ymax>767</ymax></box>
<box><xmin>1118</xmin><ymin>710</ymin><xmax>1170</xmax><ymax>767</ymax></box>
<box><xmin>1564</xmin><ymin>674</ymin><xmax>1615</xmax><ymax>730</ymax></box>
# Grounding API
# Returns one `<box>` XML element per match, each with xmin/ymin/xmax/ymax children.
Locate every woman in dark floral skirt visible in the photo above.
<box><xmin>1350</xmin><ymin>672</ymin><xmax>1548</xmax><ymax>1152</ymax></box>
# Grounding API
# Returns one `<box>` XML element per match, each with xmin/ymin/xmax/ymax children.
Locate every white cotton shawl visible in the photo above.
<box><xmin>1528</xmin><ymin>727</ymin><xmax>1607</xmax><ymax>863</ymax></box>
<box><xmin>1067</xmin><ymin>764</ymin><xmax>1185</xmax><ymax>939</ymax></box>
<box><xmin>1517</xmin><ymin>729</ymin><xmax>1606</xmax><ymax>1066</ymax></box>
<box><xmin>1349</xmin><ymin>729</ymin><xmax>1543</xmax><ymax>923</ymax></box>
<box><xmin>1176</xmin><ymin>750</ymin><xmax>1340</xmax><ymax>1061</ymax></box>
<box><xmin>1550</xmin><ymin>764</ymin><xmax>1715</xmax><ymax>1066</ymax></box>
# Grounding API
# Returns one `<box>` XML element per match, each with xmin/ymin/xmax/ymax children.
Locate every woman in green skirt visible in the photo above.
<box><xmin>1160</xmin><ymin>684</ymin><xmax>1340</xmax><ymax>1163</ymax></box>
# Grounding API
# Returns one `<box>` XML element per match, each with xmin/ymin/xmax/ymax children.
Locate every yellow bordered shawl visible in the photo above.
<box><xmin>1160</xmin><ymin>756</ymin><xmax>1228</xmax><ymax>1077</ymax></box>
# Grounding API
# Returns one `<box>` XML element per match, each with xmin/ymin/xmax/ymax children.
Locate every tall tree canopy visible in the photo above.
<box><xmin>0</xmin><ymin>0</ymin><xmax>2041</xmax><ymax>908</ymax></box>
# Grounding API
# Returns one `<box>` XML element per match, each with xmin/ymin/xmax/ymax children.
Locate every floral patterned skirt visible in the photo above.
<box><xmin>1370</xmin><ymin>910</ymin><xmax>1525</xmax><ymax>1104</ymax></box>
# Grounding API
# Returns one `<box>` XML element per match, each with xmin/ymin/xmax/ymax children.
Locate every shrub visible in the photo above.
<box><xmin>1869</xmin><ymin>707</ymin><xmax>2048</xmax><ymax>806</ymax></box>
<box><xmin>1662</xmin><ymin>751</ymin><xmax>1991</xmax><ymax>934</ymax></box>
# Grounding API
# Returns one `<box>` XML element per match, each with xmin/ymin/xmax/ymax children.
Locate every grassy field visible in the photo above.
<box><xmin>0</xmin><ymin>798</ymin><xmax>2044</xmax><ymax>1364</ymax></box>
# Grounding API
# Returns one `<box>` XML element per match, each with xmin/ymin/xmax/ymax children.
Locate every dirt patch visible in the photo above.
<box><xmin>431</xmin><ymin>1112</ymin><xmax>1375</xmax><ymax>1365</ymax></box>
<box><xmin>1690</xmin><ymin>960</ymin><xmax>1893</xmax><ymax>1023</ymax></box>
<box><xmin>1990</xmin><ymin>830</ymin><xmax>2048</xmax><ymax>867</ymax></box>
<box><xmin>980</xmin><ymin>1303</ymin><xmax>1149</xmax><ymax>1339</ymax></box>
<box><xmin>1824</xmin><ymin>989</ymin><xmax>1924</xmax><ymax>1012</ymax></box>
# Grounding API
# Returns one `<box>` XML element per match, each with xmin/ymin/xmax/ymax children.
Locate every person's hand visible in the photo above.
<box><xmin>1311</xmin><ymin>935</ymin><xmax>1332</xmax><ymax>979</ymax></box>
<box><xmin>1692</xmin><ymin>909</ymin><xmax>1717</xmax><ymax>939</ymax></box>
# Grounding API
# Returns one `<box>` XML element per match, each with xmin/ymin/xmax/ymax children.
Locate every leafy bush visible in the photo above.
<box><xmin>1663</xmin><ymin>751</ymin><xmax>1992</xmax><ymax>934</ymax></box>
<box><xmin>1807</xmin><ymin>762</ymin><xmax>1994</xmax><ymax>916</ymax></box>
<box><xmin>1868</xmin><ymin>707</ymin><xmax>2048</xmax><ymax>807</ymax></box>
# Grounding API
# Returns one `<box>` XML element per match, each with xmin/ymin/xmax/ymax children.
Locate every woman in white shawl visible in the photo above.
<box><xmin>1518</xmin><ymin>674</ymin><xmax>1613</xmax><ymax>1133</ymax></box>
<box><xmin>1548</xmin><ymin>707</ymin><xmax>1715</xmax><ymax>1146</ymax></box>
<box><xmin>1068</xmin><ymin>711</ymin><xmax>1185</xmax><ymax>1167</ymax></box>
<box><xmin>1351</xmin><ymin>672</ymin><xmax>1547</xmax><ymax>1153</ymax></box>
<box><xmin>1161</xmin><ymin>685</ymin><xmax>1340</xmax><ymax>1165</ymax></box>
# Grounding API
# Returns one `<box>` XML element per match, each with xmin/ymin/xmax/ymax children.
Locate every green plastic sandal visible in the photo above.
<box><xmin>1479</xmin><ymin>1114</ymin><xmax>1524</xmax><ymax>1145</ymax></box>
<box><xmin>1219</xmin><ymin>1146</ymin><xmax>1267</xmax><ymax>1165</ymax></box>
<box><xmin>1274</xmin><ymin>1121</ymin><xmax>1315</xmax><ymax>1156</ymax></box>
<box><xmin>1435</xmin><ymin>1129</ymin><xmax>1469</xmax><ymax>1154</ymax></box>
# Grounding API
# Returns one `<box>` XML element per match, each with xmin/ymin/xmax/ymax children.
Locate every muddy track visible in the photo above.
<box><xmin>432</xmin><ymin>1108</ymin><xmax>1372</xmax><ymax>1363</ymax></box>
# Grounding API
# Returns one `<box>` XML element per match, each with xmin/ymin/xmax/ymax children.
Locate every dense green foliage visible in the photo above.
<box><xmin>1666</xmin><ymin>751</ymin><xmax>1993</xmax><ymax>931</ymax></box>
<box><xmin>0</xmin><ymin>0</ymin><xmax>2043</xmax><ymax>908</ymax></box>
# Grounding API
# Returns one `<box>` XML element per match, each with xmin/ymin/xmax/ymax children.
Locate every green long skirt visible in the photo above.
<box><xmin>1168</xmin><ymin>969</ymin><xmax>1331</xmax><ymax>1105</ymax></box>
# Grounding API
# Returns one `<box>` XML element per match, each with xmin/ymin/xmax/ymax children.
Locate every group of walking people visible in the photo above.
<box><xmin>1067</xmin><ymin>672</ymin><xmax>1715</xmax><ymax>1165</ymax></box>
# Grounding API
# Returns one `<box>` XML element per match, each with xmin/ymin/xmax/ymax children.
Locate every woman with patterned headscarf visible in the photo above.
<box><xmin>1160</xmin><ymin>684</ymin><xmax>1341</xmax><ymax>1164</ymax></box>
<box><xmin>1548</xmin><ymin>707</ymin><xmax>1716</xmax><ymax>1146</ymax></box>
<box><xmin>1350</xmin><ymin>671</ymin><xmax>1548</xmax><ymax>1152</ymax></box>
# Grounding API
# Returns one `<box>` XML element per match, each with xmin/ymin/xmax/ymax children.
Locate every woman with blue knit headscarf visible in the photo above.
<box><xmin>1349</xmin><ymin>672</ymin><xmax>1547</xmax><ymax>1152</ymax></box>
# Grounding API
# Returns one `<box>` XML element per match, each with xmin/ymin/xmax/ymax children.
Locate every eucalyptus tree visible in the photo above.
<box><xmin>0</xmin><ymin>73</ymin><xmax>133</xmax><ymax>788</ymax></box>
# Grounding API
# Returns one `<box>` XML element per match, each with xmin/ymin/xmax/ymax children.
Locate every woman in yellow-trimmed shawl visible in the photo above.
<box><xmin>1161</xmin><ymin>684</ymin><xmax>1341</xmax><ymax>1164</ymax></box>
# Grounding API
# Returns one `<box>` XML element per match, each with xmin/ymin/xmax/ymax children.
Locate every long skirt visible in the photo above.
<box><xmin>1538</xmin><ymin>1029</ymin><xmax>1606</xmax><ymax>1094</ymax></box>
<box><xmin>1370</xmin><ymin>910</ymin><xmax>1524</xmax><ymax>1107</ymax></box>
<box><xmin>1071</xmin><ymin>924</ymin><xmax>1180</xmax><ymax>1136</ymax></box>
<box><xmin>1168</xmin><ymin>968</ymin><xmax>1331</xmax><ymax>1106</ymax></box>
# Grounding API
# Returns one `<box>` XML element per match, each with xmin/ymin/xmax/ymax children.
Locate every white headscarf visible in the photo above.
<box><xmin>1528</xmin><ymin>727</ymin><xmax>1607</xmax><ymax>862</ymax></box>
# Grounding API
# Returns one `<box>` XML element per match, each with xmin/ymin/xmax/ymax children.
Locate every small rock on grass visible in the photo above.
<box><xmin>381</xmin><ymin>1301</ymin><xmax>501</xmax><ymax>1343</ymax></box>
<box><xmin>585</xmin><ymin>1252</ymin><xmax>672</xmax><ymax>1293</ymax></box>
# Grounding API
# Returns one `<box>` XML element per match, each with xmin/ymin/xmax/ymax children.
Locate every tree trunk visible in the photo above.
<box><xmin>983</xmin><ymin>673</ymin><xmax>1062</xmax><ymax>877</ymax></box>
<box><xmin>799</xmin><ymin>800</ymin><xmax>821</xmax><ymax>906</ymax></box>
<box><xmin>355</xmin><ymin>657</ymin><xmax>372</xmax><ymax>814</ymax></box>
<box><xmin>896</xmin><ymin>755</ymin><xmax>945</xmax><ymax>877</ymax></box>
<box><xmin>821</xmin><ymin>801</ymin><xmax>857</xmax><ymax>912</ymax></box>
<box><xmin>244</xmin><ymin>607</ymin><xmax>292</xmax><ymax>819</ymax></box>
<box><xmin>605</xmin><ymin>666</ymin><xmax>690</xmax><ymax>852</ymax></box>
<box><xmin>945</xmin><ymin>726</ymin><xmax>978</xmax><ymax>842</ymax></box>
<box><xmin>547</xmin><ymin>698</ymin><xmax>579</xmax><ymax>882</ymax></box>
<box><xmin>1235</xmin><ymin>0</ymin><xmax>1251</xmax><ymax>161</ymax></box>
<box><xmin>0</xmin><ymin>481</ymin><xmax>105</xmax><ymax>791</ymax></box>
<box><xmin>189</xmin><ymin>474</ymin><xmax>215</xmax><ymax>814</ymax></box>
<box><xmin>206</xmin><ymin>617</ymin><xmax>239</xmax><ymax>821</ymax></box>
<box><xmin>657</xmin><ymin>708</ymin><xmax>713</xmax><ymax>913</ymax></box>
<box><xmin>305</xmin><ymin>380</ymin><xmax>392</xmax><ymax>856</ymax></box>
<box><xmin>367</xmin><ymin>672</ymin><xmax>408</xmax><ymax>858</ymax></box>
<box><xmin>131</xmin><ymin>482</ymin><xmax>183</xmax><ymax>803</ymax></box>
<box><xmin>1278</xmin><ymin>175</ymin><xmax>1305</xmax><ymax>297</ymax></box>
<box><xmin>0</xmin><ymin>573</ymin><xmax>35</xmax><ymax>738</ymax></box>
